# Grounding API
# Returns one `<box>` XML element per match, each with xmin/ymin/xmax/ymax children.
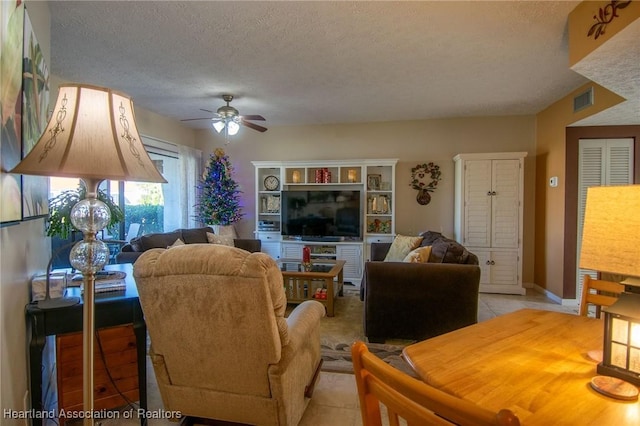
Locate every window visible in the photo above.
<box><xmin>48</xmin><ymin>136</ymin><xmax>201</xmax><ymax>265</ymax></box>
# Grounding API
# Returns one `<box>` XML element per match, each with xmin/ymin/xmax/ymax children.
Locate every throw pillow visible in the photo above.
<box><xmin>384</xmin><ymin>235</ymin><xmax>424</xmax><ymax>262</ymax></box>
<box><xmin>429</xmin><ymin>237</ymin><xmax>470</xmax><ymax>264</ymax></box>
<box><xmin>419</xmin><ymin>230</ymin><xmax>444</xmax><ymax>246</ymax></box>
<box><xmin>180</xmin><ymin>226</ymin><xmax>213</xmax><ymax>244</ymax></box>
<box><xmin>206</xmin><ymin>232</ymin><xmax>234</xmax><ymax>247</ymax></box>
<box><xmin>214</xmin><ymin>224</ymin><xmax>238</xmax><ymax>238</ymax></box>
<box><xmin>168</xmin><ymin>238</ymin><xmax>185</xmax><ymax>248</ymax></box>
<box><xmin>403</xmin><ymin>245</ymin><xmax>432</xmax><ymax>263</ymax></box>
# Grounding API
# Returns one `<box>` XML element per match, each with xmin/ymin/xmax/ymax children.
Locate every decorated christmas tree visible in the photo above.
<box><xmin>196</xmin><ymin>148</ymin><xmax>243</xmax><ymax>225</ymax></box>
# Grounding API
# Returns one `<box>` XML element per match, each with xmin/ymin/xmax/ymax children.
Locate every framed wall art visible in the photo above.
<box><xmin>21</xmin><ymin>7</ymin><xmax>50</xmax><ymax>219</ymax></box>
<box><xmin>0</xmin><ymin>1</ymin><xmax>25</xmax><ymax>224</ymax></box>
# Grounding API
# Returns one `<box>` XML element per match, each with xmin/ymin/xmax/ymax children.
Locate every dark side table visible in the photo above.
<box><xmin>25</xmin><ymin>263</ymin><xmax>147</xmax><ymax>426</ymax></box>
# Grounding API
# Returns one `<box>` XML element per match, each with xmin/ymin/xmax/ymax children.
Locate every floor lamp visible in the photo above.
<box><xmin>11</xmin><ymin>84</ymin><xmax>165</xmax><ymax>424</ymax></box>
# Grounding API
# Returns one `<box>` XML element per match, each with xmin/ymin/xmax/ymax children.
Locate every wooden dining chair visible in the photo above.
<box><xmin>351</xmin><ymin>341</ymin><xmax>520</xmax><ymax>426</ymax></box>
<box><xmin>579</xmin><ymin>275</ymin><xmax>625</xmax><ymax>318</ymax></box>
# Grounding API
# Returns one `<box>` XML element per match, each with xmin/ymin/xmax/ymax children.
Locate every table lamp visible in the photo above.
<box><xmin>580</xmin><ymin>185</ymin><xmax>640</xmax><ymax>288</ymax></box>
<box><xmin>11</xmin><ymin>83</ymin><xmax>166</xmax><ymax>424</ymax></box>
<box><xmin>579</xmin><ymin>184</ymin><xmax>640</xmax><ymax>399</ymax></box>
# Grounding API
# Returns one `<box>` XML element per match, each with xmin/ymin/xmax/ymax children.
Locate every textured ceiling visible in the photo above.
<box><xmin>571</xmin><ymin>18</ymin><xmax>640</xmax><ymax>127</ymax></box>
<box><xmin>47</xmin><ymin>1</ymin><xmax>632</xmax><ymax>130</ymax></box>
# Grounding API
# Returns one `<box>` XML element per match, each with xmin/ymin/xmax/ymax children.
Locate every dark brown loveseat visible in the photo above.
<box><xmin>361</xmin><ymin>231</ymin><xmax>480</xmax><ymax>343</ymax></box>
<box><xmin>115</xmin><ymin>226</ymin><xmax>261</xmax><ymax>264</ymax></box>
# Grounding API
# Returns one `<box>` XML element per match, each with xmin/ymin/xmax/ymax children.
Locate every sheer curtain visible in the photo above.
<box><xmin>178</xmin><ymin>144</ymin><xmax>202</xmax><ymax>228</ymax></box>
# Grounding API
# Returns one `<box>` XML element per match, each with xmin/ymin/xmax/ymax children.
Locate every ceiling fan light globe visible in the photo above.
<box><xmin>212</xmin><ymin>121</ymin><xmax>225</xmax><ymax>133</ymax></box>
<box><xmin>228</xmin><ymin>121</ymin><xmax>240</xmax><ymax>136</ymax></box>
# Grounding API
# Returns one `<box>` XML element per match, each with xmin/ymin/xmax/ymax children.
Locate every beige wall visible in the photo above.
<box><xmin>194</xmin><ymin>115</ymin><xmax>538</xmax><ymax>284</ymax></box>
<box><xmin>134</xmin><ymin>107</ymin><xmax>197</xmax><ymax>148</ymax></box>
<box><xmin>535</xmin><ymin>82</ymin><xmax>626</xmax><ymax>297</ymax></box>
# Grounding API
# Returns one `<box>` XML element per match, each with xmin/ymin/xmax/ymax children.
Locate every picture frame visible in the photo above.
<box><xmin>0</xmin><ymin>1</ymin><xmax>25</xmax><ymax>224</ymax></box>
<box><xmin>21</xmin><ymin>8</ymin><xmax>50</xmax><ymax>220</ymax></box>
<box><xmin>367</xmin><ymin>174</ymin><xmax>381</xmax><ymax>191</ymax></box>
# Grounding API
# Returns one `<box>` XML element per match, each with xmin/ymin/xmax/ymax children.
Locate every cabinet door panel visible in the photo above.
<box><xmin>261</xmin><ymin>241</ymin><xmax>281</xmax><ymax>259</ymax></box>
<box><xmin>463</xmin><ymin>160</ymin><xmax>492</xmax><ymax>247</ymax></box>
<box><xmin>491</xmin><ymin>160</ymin><xmax>520</xmax><ymax>248</ymax></box>
<box><xmin>337</xmin><ymin>245</ymin><xmax>362</xmax><ymax>279</ymax></box>
<box><xmin>281</xmin><ymin>244</ymin><xmax>301</xmax><ymax>259</ymax></box>
<box><xmin>489</xmin><ymin>251</ymin><xmax>519</xmax><ymax>286</ymax></box>
<box><xmin>472</xmin><ymin>249</ymin><xmax>491</xmax><ymax>285</ymax></box>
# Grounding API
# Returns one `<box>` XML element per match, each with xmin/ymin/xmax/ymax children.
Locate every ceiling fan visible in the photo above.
<box><xmin>181</xmin><ymin>94</ymin><xmax>268</xmax><ymax>134</ymax></box>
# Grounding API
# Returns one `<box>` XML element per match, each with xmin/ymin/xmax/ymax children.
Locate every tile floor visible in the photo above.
<box><xmin>90</xmin><ymin>290</ymin><xmax>576</xmax><ymax>426</ymax></box>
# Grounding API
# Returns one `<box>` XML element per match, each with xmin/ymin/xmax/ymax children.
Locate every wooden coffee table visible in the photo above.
<box><xmin>278</xmin><ymin>259</ymin><xmax>345</xmax><ymax>316</ymax></box>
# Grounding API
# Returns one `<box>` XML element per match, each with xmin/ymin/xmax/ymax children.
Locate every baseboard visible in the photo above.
<box><xmin>532</xmin><ymin>283</ymin><xmax>578</xmax><ymax>306</ymax></box>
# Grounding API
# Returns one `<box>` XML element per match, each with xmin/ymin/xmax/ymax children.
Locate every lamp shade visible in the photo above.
<box><xmin>11</xmin><ymin>83</ymin><xmax>166</xmax><ymax>184</ymax></box>
<box><xmin>580</xmin><ymin>185</ymin><xmax>640</xmax><ymax>279</ymax></box>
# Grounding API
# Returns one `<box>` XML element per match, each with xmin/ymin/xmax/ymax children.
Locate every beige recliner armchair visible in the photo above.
<box><xmin>134</xmin><ymin>244</ymin><xmax>326</xmax><ymax>425</ymax></box>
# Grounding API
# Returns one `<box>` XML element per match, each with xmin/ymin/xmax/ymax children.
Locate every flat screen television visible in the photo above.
<box><xmin>281</xmin><ymin>190</ymin><xmax>361</xmax><ymax>240</ymax></box>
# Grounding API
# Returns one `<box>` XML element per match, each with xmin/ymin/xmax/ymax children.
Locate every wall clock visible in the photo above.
<box><xmin>264</xmin><ymin>175</ymin><xmax>280</xmax><ymax>191</ymax></box>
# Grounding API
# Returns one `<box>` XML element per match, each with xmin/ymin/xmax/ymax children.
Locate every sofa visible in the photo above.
<box><xmin>115</xmin><ymin>226</ymin><xmax>262</xmax><ymax>264</ymax></box>
<box><xmin>361</xmin><ymin>231</ymin><xmax>481</xmax><ymax>343</ymax></box>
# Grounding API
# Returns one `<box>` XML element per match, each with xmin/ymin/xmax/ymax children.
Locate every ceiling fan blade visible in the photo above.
<box><xmin>200</xmin><ymin>108</ymin><xmax>214</xmax><ymax>113</ymax></box>
<box><xmin>241</xmin><ymin>114</ymin><xmax>265</xmax><ymax>121</ymax></box>
<box><xmin>242</xmin><ymin>119</ymin><xmax>268</xmax><ymax>133</ymax></box>
<box><xmin>180</xmin><ymin>117</ymin><xmax>213</xmax><ymax>122</ymax></box>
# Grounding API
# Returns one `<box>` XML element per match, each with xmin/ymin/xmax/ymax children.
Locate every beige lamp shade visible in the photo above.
<box><xmin>11</xmin><ymin>83</ymin><xmax>166</xmax><ymax>183</ymax></box>
<box><xmin>580</xmin><ymin>185</ymin><xmax>640</xmax><ymax>279</ymax></box>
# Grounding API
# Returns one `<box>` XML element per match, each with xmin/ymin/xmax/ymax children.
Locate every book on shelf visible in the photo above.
<box><xmin>78</xmin><ymin>278</ymin><xmax>126</xmax><ymax>294</ymax></box>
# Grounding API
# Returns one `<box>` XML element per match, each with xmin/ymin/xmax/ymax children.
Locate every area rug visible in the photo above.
<box><xmin>292</xmin><ymin>286</ymin><xmax>416</xmax><ymax>375</ymax></box>
<box><xmin>321</xmin><ymin>341</ymin><xmax>416</xmax><ymax>376</ymax></box>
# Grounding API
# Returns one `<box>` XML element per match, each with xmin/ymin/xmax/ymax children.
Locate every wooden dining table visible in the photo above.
<box><xmin>402</xmin><ymin>308</ymin><xmax>640</xmax><ymax>425</ymax></box>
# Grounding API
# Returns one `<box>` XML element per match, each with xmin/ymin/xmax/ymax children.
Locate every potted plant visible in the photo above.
<box><xmin>47</xmin><ymin>183</ymin><xmax>124</xmax><ymax>239</ymax></box>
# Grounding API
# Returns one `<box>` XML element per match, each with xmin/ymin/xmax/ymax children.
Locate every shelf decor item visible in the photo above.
<box><xmin>302</xmin><ymin>246</ymin><xmax>312</xmax><ymax>271</ymax></box>
<box><xmin>10</xmin><ymin>84</ymin><xmax>166</xmax><ymax>425</ymax></box>
<box><xmin>367</xmin><ymin>174</ymin><xmax>381</xmax><ymax>190</ymax></box>
<box><xmin>410</xmin><ymin>162</ymin><xmax>441</xmax><ymax>205</ymax></box>
<box><xmin>264</xmin><ymin>174</ymin><xmax>280</xmax><ymax>191</ymax></box>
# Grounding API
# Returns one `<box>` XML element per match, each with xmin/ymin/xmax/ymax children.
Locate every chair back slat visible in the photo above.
<box><xmin>351</xmin><ymin>341</ymin><xmax>520</xmax><ymax>426</ymax></box>
<box><xmin>579</xmin><ymin>275</ymin><xmax>624</xmax><ymax>318</ymax></box>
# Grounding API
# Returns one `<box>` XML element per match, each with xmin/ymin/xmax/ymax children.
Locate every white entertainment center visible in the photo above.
<box><xmin>252</xmin><ymin>159</ymin><xmax>398</xmax><ymax>286</ymax></box>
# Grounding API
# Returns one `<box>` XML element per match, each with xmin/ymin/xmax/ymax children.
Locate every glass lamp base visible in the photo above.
<box><xmin>37</xmin><ymin>296</ymin><xmax>81</xmax><ymax>310</ymax></box>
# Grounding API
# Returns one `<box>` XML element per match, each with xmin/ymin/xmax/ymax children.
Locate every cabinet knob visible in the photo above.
<box><xmin>487</xmin><ymin>191</ymin><xmax>492</xmax><ymax>196</ymax></box>
<box><xmin>486</xmin><ymin>260</ymin><xmax>491</xmax><ymax>265</ymax></box>
<box><xmin>491</xmin><ymin>260</ymin><xmax>496</xmax><ymax>265</ymax></box>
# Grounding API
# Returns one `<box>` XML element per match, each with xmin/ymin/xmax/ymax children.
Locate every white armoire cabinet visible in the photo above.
<box><xmin>453</xmin><ymin>152</ymin><xmax>527</xmax><ymax>295</ymax></box>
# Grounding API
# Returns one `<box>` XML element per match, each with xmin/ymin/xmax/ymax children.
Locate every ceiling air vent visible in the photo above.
<box><xmin>573</xmin><ymin>87</ymin><xmax>594</xmax><ymax>113</ymax></box>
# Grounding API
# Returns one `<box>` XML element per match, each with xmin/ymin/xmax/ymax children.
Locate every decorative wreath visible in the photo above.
<box><xmin>410</xmin><ymin>162</ymin><xmax>441</xmax><ymax>192</ymax></box>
